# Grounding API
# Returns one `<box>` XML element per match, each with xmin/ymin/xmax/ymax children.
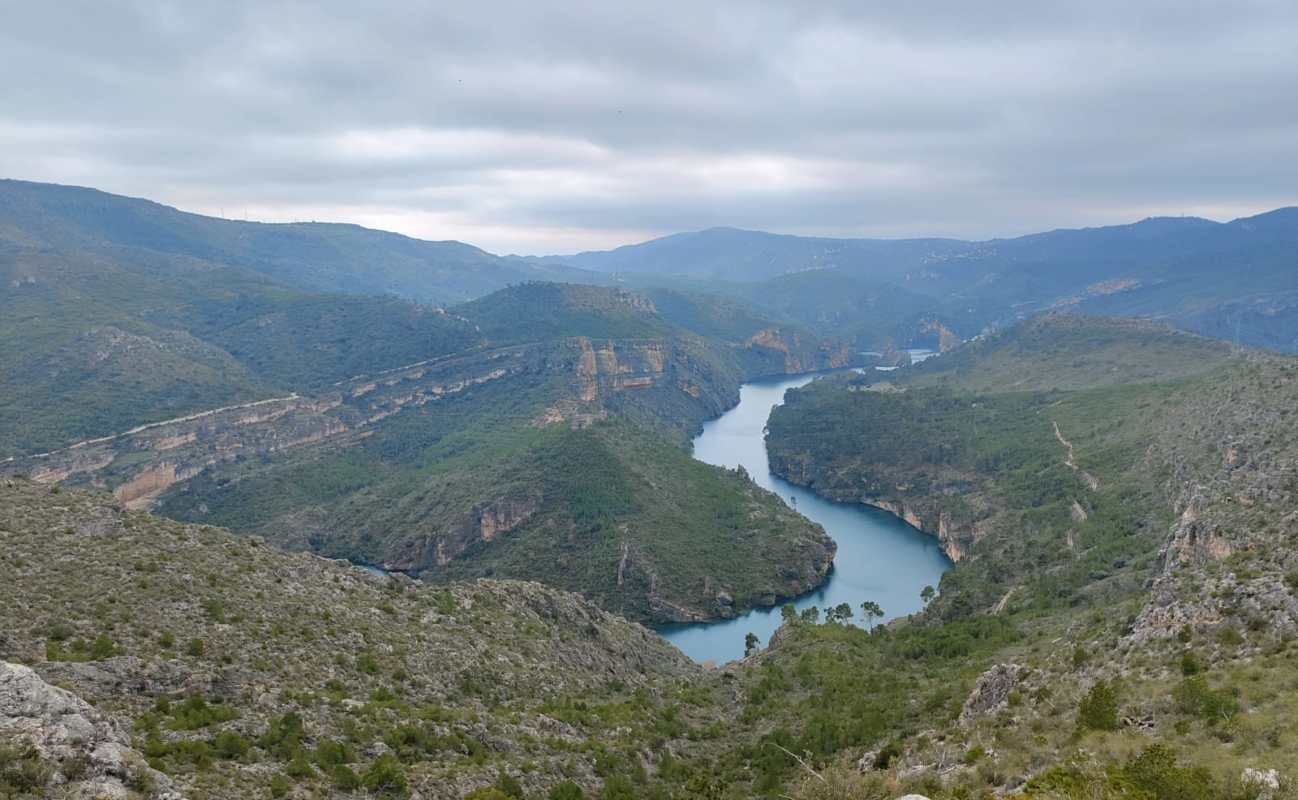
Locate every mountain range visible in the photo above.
<box><xmin>6</xmin><ymin>179</ymin><xmax>1298</xmax><ymax>358</ymax></box>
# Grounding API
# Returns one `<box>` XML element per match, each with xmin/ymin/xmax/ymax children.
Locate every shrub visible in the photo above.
<box><xmin>312</xmin><ymin>739</ymin><xmax>355</xmax><ymax>768</ymax></box>
<box><xmin>1077</xmin><ymin>679</ymin><xmax>1120</xmax><ymax>731</ymax></box>
<box><xmin>213</xmin><ymin>730</ymin><xmax>250</xmax><ymax>760</ymax></box>
<box><xmin>1179</xmin><ymin>651</ymin><xmax>1201</xmax><ymax>676</ymax></box>
<box><xmin>496</xmin><ymin>770</ymin><xmax>524</xmax><ymax>798</ymax></box>
<box><xmin>259</xmin><ymin>713</ymin><xmax>305</xmax><ymax>760</ymax></box>
<box><xmin>1172</xmin><ymin>677</ymin><xmax>1239</xmax><ymax>723</ymax></box>
<box><xmin>549</xmin><ymin>780</ymin><xmax>585</xmax><ymax>800</ymax></box>
<box><xmin>334</xmin><ymin>764</ymin><xmax>361</xmax><ymax>791</ymax></box>
<box><xmin>285</xmin><ymin>751</ymin><xmax>314</xmax><ymax>779</ymax></box>
<box><xmin>1114</xmin><ymin>744</ymin><xmax>1215</xmax><ymax>800</ymax></box>
<box><xmin>1216</xmin><ymin>626</ymin><xmax>1244</xmax><ymax>646</ymax></box>
<box><xmin>202</xmin><ymin>597</ymin><xmax>225</xmax><ymax>622</ymax></box>
<box><xmin>186</xmin><ymin>638</ymin><xmax>205</xmax><ymax>657</ymax></box>
<box><xmin>168</xmin><ymin>695</ymin><xmax>238</xmax><ymax>730</ymax></box>
<box><xmin>361</xmin><ymin>754</ymin><xmax>408</xmax><ymax>798</ymax></box>
<box><xmin>0</xmin><ymin>742</ymin><xmax>53</xmax><ymax>795</ymax></box>
<box><xmin>1071</xmin><ymin>645</ymin><xmax>1088</xmax><ymax>668</ymax></box>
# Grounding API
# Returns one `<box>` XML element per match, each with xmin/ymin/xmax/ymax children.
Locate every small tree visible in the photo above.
<box><xmin>827</xmin><ymin>602</ymin><xmax>853</xmax><ymax>624</ymax></box>
<box><xmin>1077</xmin><ymin>679</ymin><xmax>1120</xmax><ymax>731</ymax></box>
<box><xmin>780</xmin><ymin>604</ymin><xmax>797</xmax><ymax>624</ymax></box>
<box><xmin>920</xmin><ymin>585</ymin><xmax>936</xmax><ymax>605</ymax></box>
<box><xmin>860</xmin><ymin>601</ymin><xmax>884</xmax><ymax>631</ymax></box>
<box><xmin>744</xmin><ymin>632</ymin><xmax>760</xmax><ymax>657</ymax></box>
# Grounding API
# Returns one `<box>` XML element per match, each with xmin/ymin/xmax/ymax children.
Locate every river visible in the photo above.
<box><xmin>658</xmin><ymin>365</ymin><xmax>951</xmax><ymax>663</ymax></box>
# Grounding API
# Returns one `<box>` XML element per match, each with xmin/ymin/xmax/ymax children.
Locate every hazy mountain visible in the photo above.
<box><xmin>0</xmin><ymin>179</ymin><xmax>598</xmax><ymax>304</ymax></box>
<box><xmin>538</xmin><ymin>209</ymin><xmax>1298</xmax><ymax>352</ymax></box>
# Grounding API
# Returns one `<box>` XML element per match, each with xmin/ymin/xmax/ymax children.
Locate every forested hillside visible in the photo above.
<box><xmin>3</xmin><ymin>275</ymin><xmax>849</xmax><ymax>625</ymax></box>
<box><xmin>757</xmin><ymin>315</ymin><xmax>1298</xmax><ymax>795</ymax></box>
<box><xmin>537</xmin><ymin>210</ymin><xmax>1298</xmax><ymax>354</ymax></box>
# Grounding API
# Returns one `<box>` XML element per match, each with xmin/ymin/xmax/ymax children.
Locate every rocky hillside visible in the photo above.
<box><xmin>0</xmin><ymin>478</ymin><xmax>707</xmax><ymax>799</ymax></box>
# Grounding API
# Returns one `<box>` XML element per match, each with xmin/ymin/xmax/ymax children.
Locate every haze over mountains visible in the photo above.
<box><xmin>8</xmin><ymin>178</ymin><xmax>1298</xmax><ymax>360</ymax></box>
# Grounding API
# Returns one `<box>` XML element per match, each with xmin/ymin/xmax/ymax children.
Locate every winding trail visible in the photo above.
<box><xmin>1052</xmin><ymin>420</ymin><xmax>1099</xmax><ymax>490</ymax></box>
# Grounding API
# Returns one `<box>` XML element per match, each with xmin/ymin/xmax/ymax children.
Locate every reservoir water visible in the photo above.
<box><xmin>659</xmin><ymin>369</ymin><xmax>951</xmax><ymax>663</ymax></box>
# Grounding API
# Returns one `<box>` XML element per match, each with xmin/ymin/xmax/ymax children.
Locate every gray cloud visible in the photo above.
<box><xmin>3</xmin><ymin>0</ymin><xmax>1296</xmax><ymax>253</ymax></box>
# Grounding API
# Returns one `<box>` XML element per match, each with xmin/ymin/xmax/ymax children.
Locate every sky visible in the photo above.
<box><xmin>3</xmin><ymin>1</ymin><xmax>1297</xmax><ymax>255</ymax></box>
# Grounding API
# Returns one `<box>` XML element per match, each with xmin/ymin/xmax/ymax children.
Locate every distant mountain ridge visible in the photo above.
<box><xmin>5</xmin><ymin>177</ymin><xmax>1297</xmax><ymax>354</ymax></box>
<box><xmin>0</xmin><ymin>178</ymin><xmax>597</xmax><ymax>304</ymax></box>
<box><xmin>535</xmin><ymin>207</ymin><xmax>1298</xmax><ymax>353</ymax></box>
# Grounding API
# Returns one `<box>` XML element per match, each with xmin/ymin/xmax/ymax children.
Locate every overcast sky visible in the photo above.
<box><xmin>3</xmin><ymin>1</ymin><xmax>1297</xmax><ymax>254</ymax></box>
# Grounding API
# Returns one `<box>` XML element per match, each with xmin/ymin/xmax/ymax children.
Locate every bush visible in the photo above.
<box><xmin>213</xmin><ymin>730</ymin><xmax>250</xmax><ymax>760</ymax></box>
<box><xmin>1077</xmin><ymin>679</ymin><xmax>1120</xmax><ymax>731</ymax></box>
<box><xmin>312</xmin><ymin>739</ymin><xmax>355</xmax><ymax>768</ymax></box>
<box><xmin>1115</xmin><ymin>744</ymin><xmax>1215</xmax><ymax>800</ymax></box>
<box><xmin>1216</xmin><ymin>626</ymin><xmax>1244</xmax><ymax>646</ymax></box>
<box><xmin>549</xmin><ymin>780</ymin><xmax>585</xmax><ymax>800</ymax></box>
<box><xmin>334</xmin><ymin>764</ymin><xmax>361</xmax><ymax>791</ymax></box>
<box><xmin>259</xmin><ymin>713</ymin><xmax>305</xmax><ymax>760</ymax></box>
<box><xmin>1172</xmin><ymin>677</ymin><xmax>1239</xmax><ymax>723</ymax></box>
<box><xmin>0</xmin><ymin>742</ymin><xmax>54</xmax><ymax>796</ymax></box>
<box><xmin>285</xmin><ymin>751</ymin><xmax>314</xmax><ymax>779</ymax></box>
<box><xmin>168</xmin><ymin>695</ymin><xmax>238</xmax><ymax>731</ymax></box>
<box><xmin>361</xmin><ymin>754</ymin><xmax>408</xmax><ymax>798</ymax></box>
<box><xmin>1179</xmin><ymin>651</ymin><xmax>1201</xmax><ymax>676</ymax></box>
<box><xmin>496</xmin><ymin>770</ymin><xmax>525</xmax><ymax>798</ymax></box>
<box><xmin>186</xmin><ymin>638</ymin><xmax>205</xmax><ymax>657</ymax></box>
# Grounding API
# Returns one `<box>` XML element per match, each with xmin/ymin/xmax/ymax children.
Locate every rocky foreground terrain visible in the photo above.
<box><xmin>0</xmin><ymin>478</ymin><xmax>712</xmax><ymax>799</ymax></box>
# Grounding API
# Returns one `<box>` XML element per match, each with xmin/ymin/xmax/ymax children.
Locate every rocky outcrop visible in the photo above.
<box><xmin>959</xmin><ymin>663</ymin><xmax>1025</xmax><ymax>725</ymax></box>
<box><xmin>3</xmin><ymin>345</ymin><xmax>534</xmax><ymax>506</ymax></box>
<box><xmin>918</xmin><ymin>319</ymin><xmax>960</xmax><ymax>353</ymax></box>
<box><xmin>748</xmin><ymin>328</ymin><xmax>852</xmax><ymax>373</ymax></box>
<box><xmin>476</xmin><ymin>494</ymin><xmax>542</xmax><ymax>543</ymax></box>
<box><xmin>0</xmin><ymin>661</ymin><xmax>184</xmax><ymax>799</ymax></box>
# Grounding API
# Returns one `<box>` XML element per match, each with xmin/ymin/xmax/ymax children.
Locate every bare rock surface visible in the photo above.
<box><xmin>1</xmin><ymin>660</ymin><xmax>183</xmax><ymax>799</ymax></box>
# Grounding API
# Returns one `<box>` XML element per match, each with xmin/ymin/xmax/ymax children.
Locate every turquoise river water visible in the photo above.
<box><xmin>658</xmin><ymin>367</ymin><xmax>951</xmax><ymax>663</ymax></box>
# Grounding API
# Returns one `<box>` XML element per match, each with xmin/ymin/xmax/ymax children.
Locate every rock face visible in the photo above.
<box><xmin>0</xmin><ymin>661</ymin><xmax>183</xmax><ymax>799</ymax></box>
<box><xmin>747</xmin><ymin>328</ymin><xmax>852</xmax><ymax>373</ymax></box>
<box><xmin>959</xmin><ymin>663</ymin><xmax>1025</xmax><ymax>725</ymax></box>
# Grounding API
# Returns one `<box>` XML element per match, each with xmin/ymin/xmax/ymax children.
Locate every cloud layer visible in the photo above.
<box><xmin>4</xmin><ymin>0</ymin><xmax>1297</xmax><ymax>253</ymax></box>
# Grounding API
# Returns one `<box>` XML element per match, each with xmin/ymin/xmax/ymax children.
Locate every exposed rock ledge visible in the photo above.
<box><xmin>0</xmin><ymin>661</ymin><xmax>185</xmax><ymax>799</ymax></box>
